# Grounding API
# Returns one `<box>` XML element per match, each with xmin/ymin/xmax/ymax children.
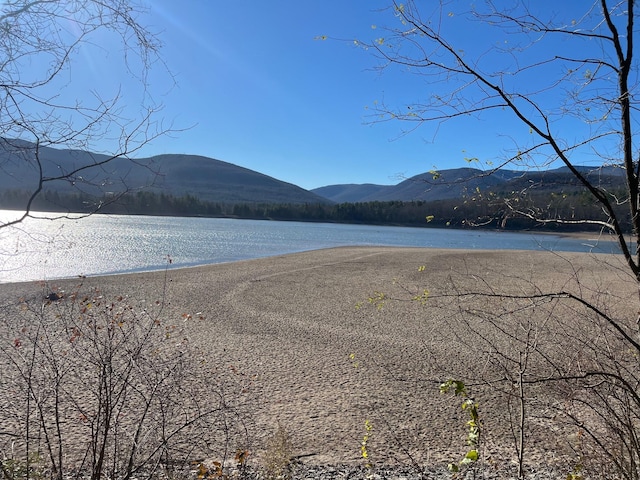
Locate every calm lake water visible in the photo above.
<box><xmin>0</xmin><ymin>210</ymin><xmax>620</xmax><ymax>283</ymax></box>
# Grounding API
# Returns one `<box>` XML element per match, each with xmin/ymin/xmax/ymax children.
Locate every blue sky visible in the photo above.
<box><xmin>59</xmin><ymin>1</ymin><xmax>620</xmax><ymax>190</ymax></box>
<box><xmin>140</xmin><ymin>1</ymin><xmax>443</xmax><ymax>190</ymax></box>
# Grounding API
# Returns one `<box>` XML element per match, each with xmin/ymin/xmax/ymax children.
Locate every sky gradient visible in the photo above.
<box><xmin>142</xmin><ymin>1</ymin><xmax>438</xmax><ymax>190</ymax></box>
<box><xmin>61</xmin><ymin>2</ymin><xmax>616</xmax><ymax>191</ymax></box>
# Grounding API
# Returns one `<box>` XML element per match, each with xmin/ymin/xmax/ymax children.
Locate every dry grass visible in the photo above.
<box><xmin>260</xmin><ymin>424</ymin><xmax>293</xmax><ymax>480</ymax></box>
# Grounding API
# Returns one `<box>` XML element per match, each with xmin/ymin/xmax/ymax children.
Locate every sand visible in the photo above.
<box><xmin>0</xmin><ymin>246</ymin><xmax>635</xmax><ymax>476</ymax></box>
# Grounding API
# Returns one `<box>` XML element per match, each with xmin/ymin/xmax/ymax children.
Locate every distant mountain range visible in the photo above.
<box><xmin>0</xmin><ymin>139</ymin><xmax>625</xmax><ymax>206</ymax></box>
<box><xmin>311</xmin><ymin>166</ymin><xmax>625</xmax><ymax>203</ymax></box>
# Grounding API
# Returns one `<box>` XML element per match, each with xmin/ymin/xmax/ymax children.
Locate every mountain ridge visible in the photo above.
<box><xmin>311</xmin><ymin>165</ymin><xmax>625</xmax><ymax>203</ymax></box>
<box><xmin>0</xmin><ymin>139</ymin><xmax>625</xmax><ymax>207</ymax></box>
<box><xmin>0</xmin><ymin>140</ymin><xmax>330</xmax><ymax>205</ymax></box>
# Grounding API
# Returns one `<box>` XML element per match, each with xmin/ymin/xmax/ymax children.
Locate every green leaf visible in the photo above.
<box><xmin>439</xmin><ymin>379</ymin><xmax>467</xmax><ymax>396</ymax></box>
<box><xmin>465</xmin><ymin>449</ymin><xmax>479</xmax><ymax>462</ymax></box>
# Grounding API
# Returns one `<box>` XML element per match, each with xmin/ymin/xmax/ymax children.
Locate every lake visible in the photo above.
<box><xmin>0</xmin><ymin>210</ymin><xmax>620</xmax><ymax>283</ymax></box>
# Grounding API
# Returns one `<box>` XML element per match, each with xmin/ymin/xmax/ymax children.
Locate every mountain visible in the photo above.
<box><xmin>133</xmin><ymin>154</ymin><xmax>331</xmax><ymax>204</ymax></box>
<box><xmin>0</xmin><ymin>140</ymin><xmax>330</xmax><ymax>205</ymax></box>
<box><xmin>311</xmin><ymin>184</ymin><xmax>392</xmax><ymax>203</ymax></box>
<box><xmin>0</xmin><ymin>138</ymin><xmax>625</xmax><ymax>208</ymax></box>
<box><xmin>312</xmin><ymin>168</ymin><xmax>521</xmax><ymax>202</ymax></box>
<box><xmin>312</xmin><ymin>166</ymin><xmax>625</xmax><ymax>203</ymax></box>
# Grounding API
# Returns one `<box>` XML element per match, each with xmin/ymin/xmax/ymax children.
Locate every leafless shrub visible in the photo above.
<box><xmin>0</xmin><ymin>282</ymin><xmax>249</xmax><ymax>480</ymax></box>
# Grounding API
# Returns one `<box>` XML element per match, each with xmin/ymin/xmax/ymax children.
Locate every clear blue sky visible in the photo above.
<box><xmin>69</xmin><ymin>1</ymin><xmax>614</xmax><ymax>190</ymax></box>
<box><xmin>141</xmin><ymin>1</ymin><xmax>441</xmax><ymax>190</ymax></box>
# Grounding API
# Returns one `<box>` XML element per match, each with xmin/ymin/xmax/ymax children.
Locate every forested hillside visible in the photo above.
<box><xmin>312</xmin><ymin>166</ymin><xmax>625</xmax><ymax>203</ymax></box>
<box><xmin>1</xmin><ymin>186</ymin><xmax>625</xmax><ymax>233</ymax></box>
<box><xmin>0</xmin><ymin>140</ymin><xmax>627</xmax><ymax>233</ymax></box>
<box><xmin>0</xmin><ymin>140</ymin><xmax>329</xmax><ymax>205</ymax></box>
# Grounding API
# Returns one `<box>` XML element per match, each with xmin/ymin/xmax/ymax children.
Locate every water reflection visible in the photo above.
<box><xmin>0</xmin><ymin>210</ymin><xmax>620</xmax><ymax>283</ymax></box>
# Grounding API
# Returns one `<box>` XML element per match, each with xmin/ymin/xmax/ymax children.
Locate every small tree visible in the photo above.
<box><xmin>354</xmin><ymin>1</ymin><xmax>640</xmax><ymax>478</ymax></box>
<box><xmin>0</xmin><ymin>0</ymin><xmax>169</xmax><ymax>228</ymax></box>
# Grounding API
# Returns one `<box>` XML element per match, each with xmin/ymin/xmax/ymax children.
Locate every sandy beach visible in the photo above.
<box><xmin>0</xmin><ymin>246</ymin><xmax>635</xmax><ymax>477</ymax></box>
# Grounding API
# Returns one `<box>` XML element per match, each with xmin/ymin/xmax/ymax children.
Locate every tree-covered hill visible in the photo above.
<box><xmin>0</xmin><ymin>139</ymin><xmax>329</xmax><ymax>205</ymax></box>
<box><xmin>312</xmin><ymin>166</ymin><xmax>625</xmax><ymax>203</ymax></box>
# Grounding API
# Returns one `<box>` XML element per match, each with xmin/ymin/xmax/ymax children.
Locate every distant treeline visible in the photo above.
<box><xmin>0</xmin><ymin>188</ymin><xmax>629</xmax><ymax>233</ymax></box>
